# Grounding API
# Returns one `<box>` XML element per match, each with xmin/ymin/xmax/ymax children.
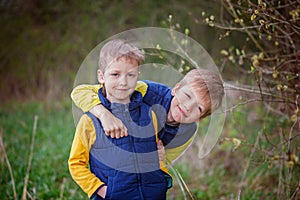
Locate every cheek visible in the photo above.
<box><xmin>190</xmin><ymin>111</ymin><xmax>200</xmax><ymax>122</ymax></box>
<box><xmin>170</xmin><ymin>100</ymin><xmax>178</xmax><ymax>113</ymax></box>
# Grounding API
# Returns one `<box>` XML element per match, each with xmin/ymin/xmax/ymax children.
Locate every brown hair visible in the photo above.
<box><xmin>98</xmin><ymin>39</ymin><xmax>144</xmax><ymax>72</ymax></box>
<box><xmin>179</xmin><ymin>69</ymin><xmax>224</xmax><ymax>119</ymax></box>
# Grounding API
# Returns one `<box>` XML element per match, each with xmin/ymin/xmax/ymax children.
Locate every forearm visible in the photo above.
<box><xmin>69</xmin><ymin>156</ymin><xmax>104</xmax><ymax>198</ymax></box>
<box><xmin>71</xmin><ymin>82</ymin><xmax>146</xmax><ymax>113</ymax></box>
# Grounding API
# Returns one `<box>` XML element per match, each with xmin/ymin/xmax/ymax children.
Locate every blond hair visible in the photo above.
<box><xmin>179</xmin><ymin>69</ymin><xmax>224</xmax><ymax>119</ymax></box>
<box><xmin>98</xmin><ymin>39</ymin><xmax>144</xmax><ymax>72</ymax></box>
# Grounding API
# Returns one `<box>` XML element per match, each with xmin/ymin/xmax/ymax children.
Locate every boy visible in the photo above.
<box><xmin>68</xmin><ymin>39</ymin><xmax>173</xmax><ymax>200</ymax></box>
<box><xmin>71</xmin><ymin>68</ymin><xmax>224</xmax><ymax>163</ymax></box>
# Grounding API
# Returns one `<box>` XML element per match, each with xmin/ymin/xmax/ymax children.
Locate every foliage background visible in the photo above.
<box><xmin>0</xmin><ymin>0</ymin><xmax>299</xmax><ymax>199</ymax></box>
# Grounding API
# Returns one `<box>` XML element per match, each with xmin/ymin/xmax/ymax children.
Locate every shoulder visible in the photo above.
<box><xmin>76</xmin><ymin>114</ymin><xmax>94</xmax><ymax>128</ymax></box>
<box><xmin>142</xmin><ymin>80</ymin><xmax>170</xmax><ymax>90</ymax></box>
<box><xmin>136</xmin><ymin>80</ymin><xmax>172</xmax><ymax>97</ymax></box>
<box><xmin>135</xmin><ymin>81</ymin><xmax>148</xmax><ymax>96</ymax></box>
<box><xmin>141</xmin><ymin>80</ymin><xmax>171</xmax><ymax>96</ymax></box>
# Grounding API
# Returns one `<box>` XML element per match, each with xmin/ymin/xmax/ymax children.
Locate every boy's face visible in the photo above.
<box><xmin>98</xmin><ymin>56</ymin><xmax>139</xmax><ymax>104</ymax></box>
<box><xmin>168</xmin><ymin>83</ymin><xmax>209</xmax><ymax>123</ymax></box>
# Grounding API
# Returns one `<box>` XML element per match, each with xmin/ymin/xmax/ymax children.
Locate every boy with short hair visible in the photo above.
<box><xmin>71</xmin><ymin>68</ymin><xmax>224</xmax><ymax>163</ymax></box>
<box><xmin>68</xmin><ymin>39</ymin><xmax>173</xmax><ymax>200</ymax></box>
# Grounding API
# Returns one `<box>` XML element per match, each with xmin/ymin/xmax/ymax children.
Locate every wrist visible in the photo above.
<box><xmin>90</xmin><ymin>104</ymin><xmax>107</xmax><ymax>119</ymax></box>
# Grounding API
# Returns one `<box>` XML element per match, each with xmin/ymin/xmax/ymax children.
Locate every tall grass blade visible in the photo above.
<box><xmin>167</xmin><ymin>162</ymin><xmax>194</xmax><ymax>200</ymax></box>
<box><xmin>22</xmin><ymin>115</ymin><xmax>38</xmax><ymax>200</ymax></box>
<box><xmin>0</xmin><ymin>128</ymin><xmax>17</xmax><ymax>199</ymax></box>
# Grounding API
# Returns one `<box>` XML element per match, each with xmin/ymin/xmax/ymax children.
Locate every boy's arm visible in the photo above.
<box><xmin>71</xmin><ymin>84</ymin><xmax>128</xmax><ymax>138</ymax></box>
<box><xmin>71</xmin><ymin>82</ymin><xmax>148</xmax><ymax>112</ymax></box>
<box><xmin>68</xmin><ymin>114</ymin><xmax>106</xmax><ymax>198</ymax></box>
<box><xmin>71</xmin><ymin>81</ymin><xmax>171</xmax><ymax>138</ymax></box>
<box><xmin>71</xmin><ymin>84</ymin><xmax>101</xmax><ymax>112</ymax></box>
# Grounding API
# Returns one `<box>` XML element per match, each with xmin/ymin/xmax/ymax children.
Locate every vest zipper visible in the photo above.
<box><xmin>125</xmin><ymin>105</ymin><xmax>144</xmax><ymax>199</ymax></box>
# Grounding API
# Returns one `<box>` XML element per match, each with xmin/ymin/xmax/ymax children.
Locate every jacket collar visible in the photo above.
<box><xmin>98</xmin><ymin>88</ymin><xmax>142</xmax><ymax>111</ymax></box>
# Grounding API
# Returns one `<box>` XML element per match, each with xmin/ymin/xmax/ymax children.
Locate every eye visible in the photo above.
<box><xmin>128</xmin><ymin>73</ymin><xmax>136</xmax><ymax>77</ymax></box>
<box><xmin>198</xmin><ymin>106</ymin><xmax>202</xmax><ymax>113</ymax></box>
<box><xmin>184</xmin><ymin>92</ymin><xmax>191</xmax><ymax>99</ymax></box>
<box><xmin>111</xmin><ymin>73</ymin><xmax>119</xmax><ymax>77</ymax></box>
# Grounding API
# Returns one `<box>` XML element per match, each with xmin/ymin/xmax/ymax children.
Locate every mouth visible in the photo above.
<box><xmin>177</xmin><ymin>106</ymin><xmax>187</xmax><ymax>117</ymax></box>
<box><xmin>116</xmin><ymin>88</ymin><xmax>129</xmax><ymax>91</ymax></box>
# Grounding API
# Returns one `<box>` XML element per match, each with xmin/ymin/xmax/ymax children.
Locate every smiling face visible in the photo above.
<box><xmin>167</xmin><ymin>83</ymin><xmax>210</xmax><ymax>124</ymax></box>
<box><xmin>98</xmin><ymin>56</ymin><xmax>139</xmax><ymax>104</ymax></box>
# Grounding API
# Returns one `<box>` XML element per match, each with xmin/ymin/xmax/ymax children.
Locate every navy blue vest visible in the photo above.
<box><xmin>88</xmin><ymin>90</ymin><xmax>168</xmax><ymax>200</ymax></box>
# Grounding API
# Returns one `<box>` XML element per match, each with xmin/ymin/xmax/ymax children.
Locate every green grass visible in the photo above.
<box><xmin>0</xmin><ymin>101</ymin><xmax>86</xmax><ymax>199</ymax></box>
<box><xmin>1</xmin><ymin>101</ymin><xmax>299</xmax><ymax>200</ymax></box>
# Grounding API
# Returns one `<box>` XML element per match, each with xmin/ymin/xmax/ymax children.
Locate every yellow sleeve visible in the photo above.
<box><xmin>71</xmin><ymin>84</ymin><xmax>102</xmax><ymax>112</ymax></box>
<box><xmin>68</xmin><ymin>114</ymin><xmax>104</xmax><ymax>198</ymax></box>
<box><xmin>70</xmin><ymin>81</ymin><xmax>148</xmax><ymax>112</ymax></box>
<box><xmin>136</xmin><ymin>81</ymin><xmax>148</xmax><ymax>97</ymax></box>
<box><xmin>164</xmin><ymin>134</ymin><xmax>196</xmax><ymax>165</ymax></box>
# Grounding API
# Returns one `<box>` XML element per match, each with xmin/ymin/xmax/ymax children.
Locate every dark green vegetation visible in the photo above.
<box><xmin>1</xmin><ymin>0</ymin><xmax>299</xmax><ymax>199</ymax></box>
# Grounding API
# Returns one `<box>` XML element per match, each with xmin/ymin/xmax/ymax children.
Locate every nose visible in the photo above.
<box><xmin>184</xmin><ymin>100</ymin><xmax>196</xmax><ymax>112</ymax></box>
<box><xmin>119</xmin><ymin>75</ymin><xmax>127</xmax><ymax>86</ymax></box>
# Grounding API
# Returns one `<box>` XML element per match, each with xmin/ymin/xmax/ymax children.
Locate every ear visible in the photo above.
<box><xmin>171</xmin><ymin>83</ymin><xmax>181</xmax><ymax>96</ymax></box>
<box><xmin>97</xmin><ymin>69</ymin><xmax>104</xmax><ymax>84</ymax></box>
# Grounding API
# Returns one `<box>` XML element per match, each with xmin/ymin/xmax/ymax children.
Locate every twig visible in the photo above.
<box><xmin>224</xmin><ymin>82</ymin><xmax>273</xmax><ymax>97</ymax></box>
<box><xmin>0</xmin><ymin>128</ymin><xmax>17</xmax><ymax>199</ymax></box>
<box><xmin>226</xmin><ymin>0</ymin><xmax>266</xmax><ymax>54</ymax></box>
<box><xmin>60</xmin><ymin>177</ymin><xmax>67</xmax><ymax>200</ymax></box>
<box><xmin>22</xmin><ymin>115</ymin><xmax>39</xmax><ymax>200</ymax></box>
<box><xmin>290</xmin><ymin>181</ymin><xmax>300</xmax><ymax>200</ymax></box>
<box><xmin>277</xmin><ymin>128</ymin><xmax>284</xmax><ymax>199</ymax></box>
<box><xmin>224</xmin><ymin>98</ymin><xmax>260</xmax><ymax>113</ymax></box>
<box><xmin>224</xmin><ymin>82</ymin><xmax>297</xmax><ymax>106</ymax></box>
<box><xmin>168</xmin><ymin>164</ymin><xmax>194</xmax><ymax>200</ymax></box>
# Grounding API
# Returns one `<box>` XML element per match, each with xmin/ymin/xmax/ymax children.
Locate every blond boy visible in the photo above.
<box><xmin>69</xmin><ymin>39</ymin><xmax>174</xmax><ymax>200</ymax></box>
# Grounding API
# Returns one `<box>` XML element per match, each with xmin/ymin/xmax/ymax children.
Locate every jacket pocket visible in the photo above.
<box><xmin>105</xmin><ymin>175</ymin><xmax>114</xmax><ymax>199</ymax></box>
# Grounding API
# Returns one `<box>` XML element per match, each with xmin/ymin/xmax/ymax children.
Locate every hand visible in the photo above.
<box><xmin>157</xmin><ymin>140</ymin><xmax>165</xmax><ymax>161</ymax></box>
<box><xmin>97</xmin><ymin>185</ymin><xmax>107</xmax><ymax>198</ymax></box>
<box><xmin>90</xmin><ymin>105</ymin><xmax>128</xmax><ymax>138</ymax></box>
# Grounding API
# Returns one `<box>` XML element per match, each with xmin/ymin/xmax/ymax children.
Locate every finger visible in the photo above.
<box><xmin>114</xmin><ymin>126</ymin><xmax>121</xmax><ymax>138</ymax></box>
<box><xmin>120</xmin><ymin>126</ymin><xmax>128</xmax><ymax>137</ymax></box>
<box><xmin>104</xmin><ymin>129</ymin><xmax>110</xmax><ymax>136</ymax></box>
<box><xmin>110</xmin><ymin>131</ymin><xmax>115</xmax><ymax>138</ymax></box>
<box><xmin>157</xmin><ymin>140</ymin><xmax>163</xmax><ymax>149</ymax></box>
<box><xmin>114</xmin><ymin>130</ymin><xmax>120</xmax><ymax>139</ymax></box>
<box><xmin>123</xmin><ymin>126</ymin><xmax>128</xmax><ymax>136</ymax></box>
<box><xmin>119</xmin><ymin>129</ymin><xmax>125</xmax><ymax>138</ymax></box>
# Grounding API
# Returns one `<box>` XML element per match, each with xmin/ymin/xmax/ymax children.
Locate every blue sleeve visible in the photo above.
<box><xmin>142</xmin><ymin>80</ymin><xmax>173</xmax><ymax>112</ymax></box>
<box><xmin>142</xmin><ymin>80</ymin><xmax>179</xmax><ymax>146</ymax></box>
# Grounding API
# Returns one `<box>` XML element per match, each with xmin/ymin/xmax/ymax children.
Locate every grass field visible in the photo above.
<box><xmin>0</xmin><ymin>100</ymin><xmax>299</xmax><ymax>199</ymax></box>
